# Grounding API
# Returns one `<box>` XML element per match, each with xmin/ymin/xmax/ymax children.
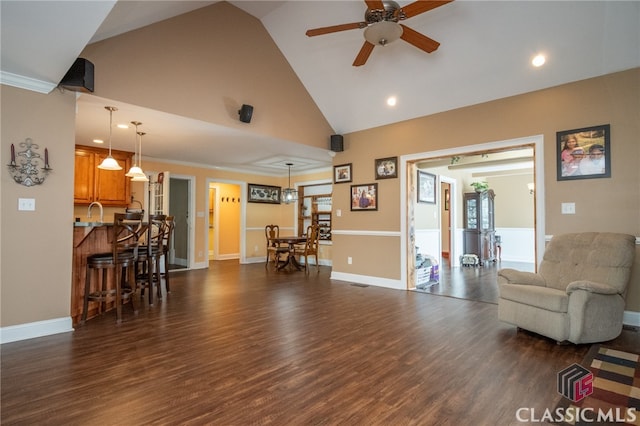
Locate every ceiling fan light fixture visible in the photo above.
<box><xmin>364</xmin><ymin>21</ymin><xmax>403</xmax><ymax>46</ymax></box>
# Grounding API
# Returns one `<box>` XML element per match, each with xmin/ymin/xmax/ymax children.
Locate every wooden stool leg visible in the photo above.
<box><xmin>81</xmin><ymin>267</ymin><xmax>92</xmax><ymax>325</ymax></box>
<box><xmin>127</xmin><ymin>263</ymin><xmax>138</xmax><ymax>315</ymax></box>
<box><xmin>147</xmin><ymin>258</ymin><xmax>154</xmax><ymax>306</ymax></box>
<box><xmin>156</xmin><ymin>257</ymin><xmax>163</xmax><ymax>299</ymax></box>
<box><xmin>163</xmin><ymin>254</ymin><xmax>170</xmax><ymax>293</ymax></box>
<box><xmin>100</xmin><ymin>268</ymin><xmax>108</xmax><ymax>315</ymax></box>
<box><xmin>115</xmin><ymin>264</ymin><xmax>122</xmax><ymax>324</ymax></box>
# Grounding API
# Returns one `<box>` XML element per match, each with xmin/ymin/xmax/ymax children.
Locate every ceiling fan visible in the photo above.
<box><xmin>306</xmin><ymin>0</ymin><xmax>453</xmax><ymax>66</ymax></box>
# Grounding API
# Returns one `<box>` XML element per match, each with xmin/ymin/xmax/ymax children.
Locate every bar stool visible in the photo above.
<box><xmin>160</xmin><ymin>215</ymin><xmax>175</xmax><ymax>294</ymax></box>
<box><xmin>81</xmin><ymin>212</ymin><xmax>143</xmax><ymax>324</ymax></box>
<box><xmin>135</xmin><ymin>214</ymin><xmax>167</xmax><ymax>305</ymax></box>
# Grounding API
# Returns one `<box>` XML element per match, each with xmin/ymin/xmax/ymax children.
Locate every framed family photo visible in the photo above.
<box><xmin>350</xmin><ymin>183</ymin><xmax>378</xmax><ymax>211</ymax></box>
<box><xmin>334</xmin><ymin>163</ymin><xmax>352</xmax><ymax>183</ymax></box>
<box><xmin>417</xmin><ymin>170</ymin><xmax>436</xmax><ymax>204</ymax></box>
<box><xmin>375</xmin><ymin>157</ymin><xmax>398</xmax><ymax>179</ymax></box>
<box><xmin>557</xmin><ymin>124</ymin><xmax>610</xmax><ymax>181</ymax></box>
<box><xmin>247</xmin><ymin>183</ymin><xmax>281</xmax><ymax>204</ymax></box>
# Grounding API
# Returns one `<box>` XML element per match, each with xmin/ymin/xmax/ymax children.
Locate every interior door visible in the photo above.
<box><xmin>169</xmin><ymin>178</ymin><xmax>189</xmax><ymax>268</ymax></box>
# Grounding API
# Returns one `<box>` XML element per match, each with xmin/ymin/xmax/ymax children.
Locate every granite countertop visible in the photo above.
<box><xmin>73</xmin><ymin>221</ymin><xmax>113</xmax><ymax>227</ymax></box>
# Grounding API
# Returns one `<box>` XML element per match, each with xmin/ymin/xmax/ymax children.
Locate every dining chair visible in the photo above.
<box><xmin>265</xmin><ymin>224</ymin><xmax>289</xmax><ymax>269</ymax></box>
<box><xmin>294</xmin><ymin>224</ymin><xmax>320</xmax><ymax>274</ymax></box>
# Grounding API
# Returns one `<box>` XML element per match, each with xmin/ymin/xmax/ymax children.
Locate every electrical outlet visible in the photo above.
<box><xmin>18</xmin><ymin>198</ymin><xmax>35</xmax><ymax>211</ymax></box>
<box><xmin>347</xmin><ymin>256</ymin><xmax>352</xmax><ymax>265</ymax></box>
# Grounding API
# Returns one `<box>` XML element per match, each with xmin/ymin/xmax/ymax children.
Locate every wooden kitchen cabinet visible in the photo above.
<box><xmin>74</xmin><ymin>145</ymin><xmax>133</xmax><ymax>206</ymax></box>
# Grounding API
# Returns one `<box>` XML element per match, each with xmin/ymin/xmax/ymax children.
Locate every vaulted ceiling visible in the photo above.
<box><xmin>2</xmin><ymin>1</ymin><xmax>639</xmax><ymax>175</ymax></box>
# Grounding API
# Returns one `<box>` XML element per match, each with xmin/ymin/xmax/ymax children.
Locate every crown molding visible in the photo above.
<box><xmin>0</xmin><ymin>71</ymin><xmax>56</xmax><ymax>94</ymax></box>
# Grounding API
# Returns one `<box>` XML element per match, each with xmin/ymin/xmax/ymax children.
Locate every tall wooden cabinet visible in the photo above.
<box><xmin>463</xmin><ymin>190</ymin><xmax>496</xmax><ymax>265</ymax></box>
<box><xmin>74</xmin><ymin>145</ymin><xmax>133</xmax><ymax>206</ymax></box>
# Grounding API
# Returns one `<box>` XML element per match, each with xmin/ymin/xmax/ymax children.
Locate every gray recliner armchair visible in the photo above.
<box><xmin>498</xmin><ymin>232</ymin><xmax>635</xmax><ymax>344</ymax></box>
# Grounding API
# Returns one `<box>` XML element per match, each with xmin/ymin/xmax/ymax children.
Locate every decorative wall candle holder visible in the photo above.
<box><xmin>7</xmin><ymin>138</ymin><xmax>52</xmax><ymax>186</ymax></box>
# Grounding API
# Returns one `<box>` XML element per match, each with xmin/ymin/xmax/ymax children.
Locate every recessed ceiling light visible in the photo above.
<box><xmin>532</xmin><ymin>54</ymin><xmax>546</xmax><ymax>67</ymax></box>
<box><xmin>387</xmin><ymin>96</ymin><xmax>397</xmax><ymax>107</ymax></box>
<box><xmin>117</xmin><ymin>123</ymin><xmax>129</xmax><ymax>129</ymax></box>
<box><xmin>93</xmin><ymin>139</ymin><xmax>104</xmax><ymax>144</ymax></box>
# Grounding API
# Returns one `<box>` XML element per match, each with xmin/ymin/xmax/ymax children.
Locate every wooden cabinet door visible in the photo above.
<box><xmin>74</xmin><ymin>149</ymin><xmax>95</xmax><ymax>204</ymax></box>
<box><xmin>94</xmin><ymin>150</ymin><xmax>131</xmax><ymax>206</ymax></box>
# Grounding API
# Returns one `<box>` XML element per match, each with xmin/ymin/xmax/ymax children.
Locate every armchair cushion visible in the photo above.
<box><xmin>500</xmin><ymin>283</ymin><xmax>568</xmax><ymax>313</ymax></box>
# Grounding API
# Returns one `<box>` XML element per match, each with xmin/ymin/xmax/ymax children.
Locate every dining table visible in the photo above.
<box><xmin>271</xmin><ymin>236</ymin><xmax>307</xmax><ymax>271</ymax></box>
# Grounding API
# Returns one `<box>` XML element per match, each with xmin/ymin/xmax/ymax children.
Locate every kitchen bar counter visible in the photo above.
<box><xmin>71</xmin><ymin>223</ymin><xmax>114</xmax><ymax>324</ymax></box>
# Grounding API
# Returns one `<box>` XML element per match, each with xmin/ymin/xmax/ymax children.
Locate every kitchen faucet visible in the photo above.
<box><xmin>87</xmin><ymin>201</ymin><xmax>104</xmax><ymax>223</ymax></box>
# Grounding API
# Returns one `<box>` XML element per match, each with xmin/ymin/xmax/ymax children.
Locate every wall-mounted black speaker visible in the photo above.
<box><xmin>59</xmin><ymin>58</ymin><xmax>94</xmax><ymax>93</ymax></box>
<box><xmin>238</xmin><ymin>104</ymin><xmax>253</xmax><ymax>123</ymax></box>
<box><xmin>330</xmin><ymin>134</ymin><xmax>344</xmax><ymax>152</ymax></box>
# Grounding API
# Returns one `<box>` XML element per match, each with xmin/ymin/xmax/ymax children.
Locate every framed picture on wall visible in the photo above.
<box><xmin>417</xmin><ymin>171</ymin><xmax>436</xmax><ymax>204</ymax></box>
<box><xmin>557</xmin><ymin>124</ymin><xmax>610</xmax><ymax>181</ymax></box>
<box><xmin>334</xmin><ymin>163</ymin><xmax>352</xmax><ymax>183</ymax></box>
<box><xmin>375</xmin><ymin>157</ymin><xmax>398</xmax><ymax>179</ymax></box>
<box><xmin>247</xmin><ymin>183</ymin><xmax>281</xmax><ymax>204</ymax></box>
<box><xmin>350</xmin><ymin>183</ymin><xmax>378</xmax><ymax>211</ymax></box>
<box><xmin>444</xmin><ymin>188</ymin><xmax>450</xmax><ymax>211</ymax></box>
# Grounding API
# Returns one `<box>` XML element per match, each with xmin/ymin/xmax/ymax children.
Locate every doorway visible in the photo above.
<box><xmin>401</xmin><ymin>135</ymin><xmax>545</xmax><ymax>296</ymax></box>
<box><xmin>169</xmin><ymin>177</ymin><xmax>190</xmax><ymax>269</ymax></box>
<box><xmin>206</xmin><ymin>179</ymin><xmax>242</xmax><ymax>262</ymax></box>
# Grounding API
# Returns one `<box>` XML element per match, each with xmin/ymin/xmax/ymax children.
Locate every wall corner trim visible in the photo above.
<box><xmin>0</xmin><ymin>317</ymin><xmax>73</xmax><ymax>344</ymax></box>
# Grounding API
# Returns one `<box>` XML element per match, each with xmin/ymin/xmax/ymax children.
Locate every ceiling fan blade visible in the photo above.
<box><xmin>306</xmin><ymin>22</ymin><xmax>365</xmax><ymax>37</ymax></box>
<box><xmin>400</xmin><ymin>0</ymin><xmax>453</xmax><ymax>19</ymax></box>
<box><xmin>400</xmin><ymin>24</ymin><xmax>440</xmax><ymax>53</ymax></box>
<box><xmin>365</xmin><ymin>0</ymin><xmax>385</xmax><ymax>10</ymax></box>
<box><xmin>353</xmin><ymin>41</ymin><xmax>375</xmax><ymax>67</ymax></box>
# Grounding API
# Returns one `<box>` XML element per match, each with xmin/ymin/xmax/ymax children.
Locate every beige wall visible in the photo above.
<box><xmin>79</xmin><ymin>2</ymin><xmax>334</xmax><ymax>151</ymax></box>
<box><xmin>1</xmin><ymin>85</ymin><xmax>76</xmax><ymax>326</ymax></box>
<box><xmin>332</xmin><ymin>68</ymin><xmax>639</xmax><ymax>311</ymax></box>
<box><xmin>137</xmin><ymin>159</ymin><xmax>332</xmax><ymax>265</ymax></box>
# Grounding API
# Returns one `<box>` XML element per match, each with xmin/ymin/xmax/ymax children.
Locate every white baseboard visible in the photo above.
<box><xmin>623</xmin><ymin>310</ymin><xmax>640</xmax><ymax>328</ymax></box>
<box><xmin>330</xmin><ymin>271</ymin><xmax>404</xmax><ymax>290</ymax></box>
<box><xmin>215</xmin><ymin>253</ymin><xmax>239</xmax><ymax>261</ymax></box>
<box><xmin>1</xmin><ymin>317</ymin><xmax>73</xmax><ymax>344</ymax></box>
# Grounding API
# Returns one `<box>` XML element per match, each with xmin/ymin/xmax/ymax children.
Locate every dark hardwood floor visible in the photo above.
<box><xmin>2</xmin><ymin>261</ymin><xmax>638</xmax><ymax>425</ymax></box>
<box><xmin>414</xmin><ymin>259</ymin><xmax>535</xmax><ymax>304</ymax></box>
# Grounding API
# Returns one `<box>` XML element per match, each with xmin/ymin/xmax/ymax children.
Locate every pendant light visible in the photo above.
<box><xmin>97</xmin><ymin>106</ymin><xmax>123</xmax><ymax>170</ymax></box>
<box><xmin>281</xmin><ymin>162</ymin><xmax>298</xmax><ymax>204</ymax></box>
<box><xmin>131</xmin><ymin>131</ymin><xmax>149</xmax><ymax>182</ymax></box>
<box><xmin>126</xmin><ymin>121</ymin><xmax>146</xmax><ymax>179</ymax></box>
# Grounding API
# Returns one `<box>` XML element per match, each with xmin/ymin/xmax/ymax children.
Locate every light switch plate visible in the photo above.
<box><xmin>561</xmin><ymin>202</ymin><xmax>576</xmax><ymax>214</ymax></box>
<box><xmin>18</xmin><ymin>198</ymin><xmax>35</xmax><ymax>211</ymax></box>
